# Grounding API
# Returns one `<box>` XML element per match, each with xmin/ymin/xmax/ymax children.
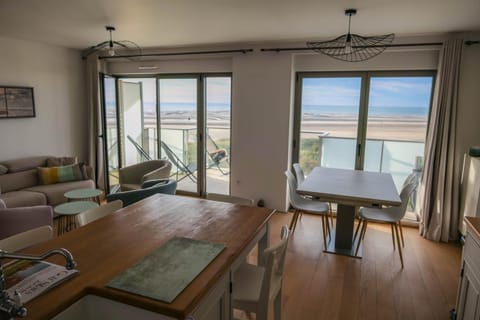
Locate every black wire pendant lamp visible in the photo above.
<box><xmin>307</xmin><ymin>9</ymin><xmax>395</xmax><ymax>62</ymax></box>
<box><xmin>82</xmin><ymin>26</ymin><xmax>142</xmax><ymax>60</ymax></box>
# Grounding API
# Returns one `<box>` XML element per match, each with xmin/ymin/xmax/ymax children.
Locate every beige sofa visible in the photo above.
<box><xmin>0</xmin><ymin>156</ymin><xmax>95</xmax><ymax>208</ymax></box>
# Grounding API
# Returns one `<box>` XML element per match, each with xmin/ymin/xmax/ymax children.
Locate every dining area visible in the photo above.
<box><xmin>286</xmin><ymin>164</ymin><xmax>416</xmax><ymax>268</ymax></box>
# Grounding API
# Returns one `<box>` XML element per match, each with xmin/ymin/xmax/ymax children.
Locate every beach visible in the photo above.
<box><xmin>159</xmin><ymin>111</ymin><xmax>428</xmax><ymax>143</ymax></box>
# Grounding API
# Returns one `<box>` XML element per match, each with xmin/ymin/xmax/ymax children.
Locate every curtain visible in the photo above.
<box><xmin>418</xmin><ymin>39</ymin><xmax>464</xmax><ymax>242</ymax></box>
<box><xmin>86</xmin><ymin>55</ymin><xmax>107</xmax><ymax>191</ymax></box>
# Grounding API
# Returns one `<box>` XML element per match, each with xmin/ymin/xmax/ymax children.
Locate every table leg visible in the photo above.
<box><xmin>325</xmin><ymin>204</ymin><xmax>362</xmax><ymax>258</ymax></box>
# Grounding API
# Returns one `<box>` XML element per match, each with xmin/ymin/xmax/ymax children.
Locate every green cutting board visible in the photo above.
<box><xmin>107</xmin><ymin>237</ymin><xmax>225</xmax><ymax>303</ymax></box>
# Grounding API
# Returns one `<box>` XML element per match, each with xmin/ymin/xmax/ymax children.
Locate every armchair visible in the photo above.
<box><xmin>106</xmin><ymin>179</ymin><xmax>177</xmax><ymax>207</ymax></box>
<box><xmin>0</xmin><ymin>199</ymin><xmax>53</xmax><ymax>240</ymax></box>
<box><xmin>119</xmin><ymin>160</ymin><xmax>172</xmax><ymax>191</ymax></box>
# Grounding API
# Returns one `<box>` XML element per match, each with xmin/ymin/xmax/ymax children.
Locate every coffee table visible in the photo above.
<box><xmin>54</xmin><ymin>201</ymin><xmax>99</xmax><ymax>235</ymax></box>
<box><xmin>64</xmin><ymin>188</ymin><xmax>103</xmax><ymax>204</ymax></box>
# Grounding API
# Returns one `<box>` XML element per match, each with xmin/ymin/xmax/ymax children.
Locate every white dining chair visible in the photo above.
<box><xmin>0</xmin><ymin>225</ymin><xmax>53</xmax><ymax>252</ymax></box>
<box><xmin>76</xmin><ymin>200</ymin><xmax>123</xmax><ymax>227</ymax></box>
<box><xmin>206</xmin><ymin>193</ymin><xmax>254</xmax><ymax>206</ymax></box>
<box><xmin>232</xmin><ymin>225</ymin><xmax>289</xmax><ymax>320</ymax></box>
<box><xmin>354</xmin><ymin>181</ymin><xmax>416</xmax><ymax>268</ymax></box>
<box><xmin>285</xmin><ymin>170</ymin><xmax>331</xmax><ymax>249</ymax></box>
<box><xmin>293</xmin><ymin>163</ymin><xmax>335</xmax><ymax>227</ymax></box>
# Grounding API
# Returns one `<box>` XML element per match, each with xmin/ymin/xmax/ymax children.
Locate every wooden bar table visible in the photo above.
<box><xmin>19</xmin><ymin>194</ymin><xmax>275</xmax><ymax>320</ymax></box>
<box><xmin>297</xmin><ymin>167</ymin><xmax>401</xmax><ymax>258</ymax></box>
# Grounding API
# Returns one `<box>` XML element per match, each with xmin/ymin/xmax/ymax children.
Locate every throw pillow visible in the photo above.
<box><xmin>38</xmin><ymin>163</ymin><xmax>85</xmax><ymax>185</ymax></box>
<box><xmin>0</xmin><ymin>164</ymin><xmax>8</xmax><ymax>175</ymax></box>
<box><xmin>46</xmin><ymin>156</ymin><xmax>77</xmax><ymax>167</ymax></box>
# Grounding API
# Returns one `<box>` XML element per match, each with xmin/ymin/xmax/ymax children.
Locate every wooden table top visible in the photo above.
<box><xmin>21</xmin><ymin>194</ymin><xmax>275</xmax><ymax>319</ymax></box>
<box><xmin>298</xmin><ymin>167</ymin><xmax>401</xmax><ymax>207</ymax></box>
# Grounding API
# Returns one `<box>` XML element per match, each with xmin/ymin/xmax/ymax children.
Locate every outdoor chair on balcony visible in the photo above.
<box><xmin>207</xmin><ymin>134</ymin><xmax>229</xmax><ymax>175</ymax></box>
<box><xmin>161</xmin><ymin>141</ymin><xmax>197</xmax><ymax>183</ymax></box>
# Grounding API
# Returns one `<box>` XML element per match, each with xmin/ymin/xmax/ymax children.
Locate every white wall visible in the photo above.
<box><xmin>231</xmin><ymin>53</ymin><xmax>294</xmax><ymax>209</ymax></box>
<box><xmin>457</xmin><ymin>43</ymin><xmax>480</xmax><ymax>165</ymax></box>
<box><xmin>103</xmin><ymin>35</ymin><xmax>480</xmax><ymax>212</ymax></box>
<box><xmin>0</xmin><ymin>36</ymin><xmax>87</xmax><ymax>161</ymax></box>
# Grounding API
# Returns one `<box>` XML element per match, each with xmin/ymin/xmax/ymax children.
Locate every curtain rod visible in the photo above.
<box><xmin>262</xmin><ymin>40</ymin><xmax>480</xmax><ymax>53</ymax></box>
<box><xmin>260</xmin><ymin>42</ymin><xmax>444</xmax><ymax>53</ymax></box>
<box><xmin>99</xmin><ymin>48</ymin><xmax>254</xmax><ymax>60</ymax></box>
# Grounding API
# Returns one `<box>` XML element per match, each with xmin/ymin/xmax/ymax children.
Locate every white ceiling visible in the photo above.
<box><xmin>0</xmin><ymin>0</ymin><xmax>479</xmax><ymax>50</ymax></box>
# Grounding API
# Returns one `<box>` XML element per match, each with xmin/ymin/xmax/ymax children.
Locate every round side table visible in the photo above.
<box><xmin>54</xmin><ymin>201</ymin><xmax>99</xmax><ymax>235</ymax></box>
<box><xmin>64</xmin><ymin>188</ymin><xmax>103</xmax><ymax>204</ymax></box>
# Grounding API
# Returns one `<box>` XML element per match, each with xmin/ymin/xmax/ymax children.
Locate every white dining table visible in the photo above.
<box><xmin>297</xmin><ymin>167</ymin><xmax>401</xmax><ymax>257</ymax></box>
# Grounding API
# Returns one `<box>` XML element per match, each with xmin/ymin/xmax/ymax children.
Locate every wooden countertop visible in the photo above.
<box><xmin>465</xmin><ymin>216</ymin><xmax>480</xmax><ymax>240</ymax></box>
<box><xmin>21</xmin><ymin>194</ymin><xmax>275</xmax><ymax>319</ymax></box>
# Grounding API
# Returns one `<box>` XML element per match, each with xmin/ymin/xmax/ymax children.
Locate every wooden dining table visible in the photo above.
<box><xmin>297</xmin><ymin>167</ymin><xmax>401</xmax><ymax>258</ymax></box>
<box><xmin>18</xmin><ymin>194</ymin><xmax>275</xmax><ymax>320</ymax></box>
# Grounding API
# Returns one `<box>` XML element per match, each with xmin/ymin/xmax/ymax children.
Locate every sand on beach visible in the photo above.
<box><xmin>156</xmin><ymin>111</ymin><xmax>428</xmax><ymax>142</ymax></box>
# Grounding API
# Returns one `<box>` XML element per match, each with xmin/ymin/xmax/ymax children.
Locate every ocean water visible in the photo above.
<box><xmin>106</xmin><ymin>101</ymin><xmax>428</xmax><ymax>117</ymax></box>
<box><xmin>302</xmin><ymin>105</ymin><xmax>428</xmax><ymax>116</ymax></box>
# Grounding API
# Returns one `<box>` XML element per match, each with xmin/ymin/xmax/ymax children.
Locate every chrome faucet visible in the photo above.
<box><xmin>0</xmin><ymin>248</ymin><xmax>76</xmax><ymax>319</ymax></box>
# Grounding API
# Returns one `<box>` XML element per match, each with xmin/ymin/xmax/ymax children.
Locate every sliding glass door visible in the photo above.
<box><xmin>158</xmin><ymin>77</ymin><xmax>199</xmax><ymax>193</ymax></box>
<box><xmin>101</xmin><ymin>74</ymin><xmax>232</xmax><ymax>196</ymax></box>
<box><xmin>293</xmin><ymin>71</ymin><xmax>435</xmax><ymax>220</ymax></box>
<box><xmin>295</xmin><ymin>75</ymin><xmax>363</xmax><ymax>173</ymax></box>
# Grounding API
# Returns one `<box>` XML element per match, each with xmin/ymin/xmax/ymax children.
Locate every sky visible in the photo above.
<box><xmin>302</xmin><ymin>76</ymin><xmax>434</xmax><ymax>108</ymax></box>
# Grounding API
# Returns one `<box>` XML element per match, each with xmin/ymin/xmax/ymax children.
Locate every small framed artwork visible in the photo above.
<box><xmin>0</xmin><ymin>86</ymin><xmax>35</xmax><ymax>119</ymax></box>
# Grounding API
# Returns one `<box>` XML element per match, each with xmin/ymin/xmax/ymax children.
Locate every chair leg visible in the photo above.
<box><xmin>289</xmin><ymin>210</ymin><xmax>299</xmax><ymax>233</ymax></box>
<box><xmin>398</xmin><ymin>220</ymin><xmax>405</xmax><ymax>248</ymax></box>
<box><xmin>353</xmin><ymin>218</ymin><xmax>363</xmax><ymax>244</ymax></box>
<box><xmin>325</xmin><ymin>214</ymin><xmax>331</xmax><ymax>241</ymax></box>
<box><xmin>393</xmin><ymin>223</ymin><xmax>404</xmax><ymax>268</ymax></box>
<box><xmin>293</xmin><ymin>211</ymin><xmax>301</xmax><ymax>232</ymax></box>
<box><xmin>274</xmin><ymin>289</ymin><xmax>282</xmax><ymax>320</ymax></box>
<box><xmin>329</xmin><ymin>202</ymin><xmax>334</xmax><ymax>228</ymax></box>
<box><xmin>321</xmin><ymin>215</ymin><xmax>328</xmax><ymax>251</ymax></box>
<box><xmin>355</xmin><ymin>220</ymin><xmax>368</xmax><ymax>256</ymax></box>
<box><xmin>391</xmin><ymin>223</ymin><xmax>396</xmax><ymax>251</ymax></box>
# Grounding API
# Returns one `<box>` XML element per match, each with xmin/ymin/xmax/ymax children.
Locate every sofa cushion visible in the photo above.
<box><xmin>38</xmin><ymin>163</ymin><xmax>86</xmax><ymax>185</ymax></box>
<box><xmin>25</xmin><ymin>179</ymin><xmax>95</xmax><ymax>206</ymax></box>
<box><xmin>0</xmin><ymin>156</ymin><xmax>50</xmax><ymax>173</ymax></box>
<box><xmin>0</xmin><ymin>169</ymin><xmax>38</xmax><ymax>193</ymax></box>
<box><xmin>46</xmin><ymin>156</ymin><xmax>77</xmax><ymax>167</ymax></box>
<box><xmin>0</xmin><ymin>190</ymin><xmax>47</xmax><ymax>208</ymax></box>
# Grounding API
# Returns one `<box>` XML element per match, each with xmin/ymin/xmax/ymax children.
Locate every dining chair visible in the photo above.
<box><xmin>77</xmin><ymin>200</ymin><xmax>123</xmax><ymax>227</ymax></box>
<box><xmin>0</xmin><ymin>225</ymin><xmax>53</xmax><ymax>252</ymax></box>
<box><xmin>232</xmin><ymin>225</ymin><xmax>289</xmax><ymax>320</ymax></box>
<box><xmin>354</xmin><ymin>181</ymin><xmax>416</xmax><ymax>268</ymax></box>
<box><xmin>206</xmin><ymin>193</ymin><xmax>254</xmax><ymax>206</ymax></box>
<box><xmin>285</xmin><ymin>171</ymin><xmax>330</xmax><ymax>249</ymax></box>
<box><xmin>292</xmin><ymin>163</ymin><xmax>335</xmax><ymax>227</ymax></box>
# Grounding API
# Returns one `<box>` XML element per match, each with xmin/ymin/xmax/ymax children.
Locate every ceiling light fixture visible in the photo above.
<box><xmin>82</xmin><ymin>26</ymin><xmax>142</xmax><ymax>60</ymax></box>
<box><xmin>307</xmin><ymin>9</ymin><xmax>395</xmax><ymax>62</ymax></box>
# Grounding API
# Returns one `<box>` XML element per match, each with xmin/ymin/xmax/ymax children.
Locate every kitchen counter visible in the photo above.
<box><xmin>19</xmin><ymin>194</ymin><xmax>275</xmax><ymax>319</ymax></box>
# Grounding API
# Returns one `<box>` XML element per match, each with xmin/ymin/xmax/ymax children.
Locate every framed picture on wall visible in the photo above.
<box><xmin>0</xmin><ymin>86</ymin><xmax>35</xmax><ymax>119</ymax></box>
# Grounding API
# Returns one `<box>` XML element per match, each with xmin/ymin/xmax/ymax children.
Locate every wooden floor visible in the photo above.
<box><xmin>243</xmin><ymin>211</ymin><xmax>462</xmax><ymax>320</ymax></box>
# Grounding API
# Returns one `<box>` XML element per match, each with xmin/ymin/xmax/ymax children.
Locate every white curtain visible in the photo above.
<box><xmin>86</xmin><ymin>55</ymin><xmax>107</xmax><ymax>191</ymax></box>
<box><xmin>418</xmin><ymin>39</ymin><xmax>464</xmax><ymax>242</ymax></box>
